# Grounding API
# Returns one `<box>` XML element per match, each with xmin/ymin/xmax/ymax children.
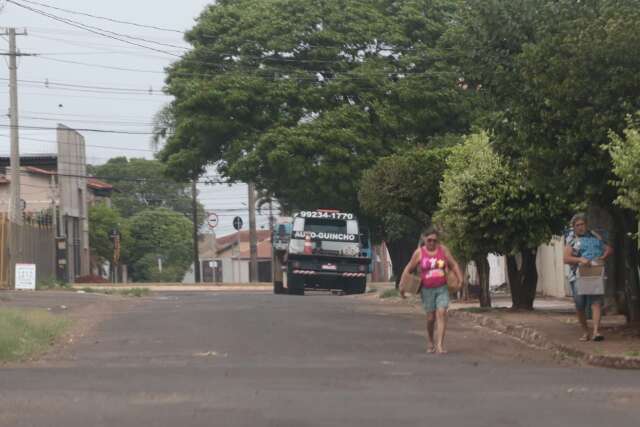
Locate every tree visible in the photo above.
<box><xmin>122</xmin><ymin>208</ymin><xmax>193</xmax><ymax>282</ymax></box>
<box><xmin>607</xmin><ymin>115</ymin><xmax>640</xmax><ymax>216</ymax></box>
<box><xmin>159</xmin><ymin>0</ymin><xmax>473</xmax><ymax>213</ymax></box>
<box><xmin>452</xmin><ymin>0</ymin><xmax>640</xmax><ymax>319</ymax></box>
<box><xmin>359</xmin><ymin>145</ymin><xmax>454</xmax><ymax>286</ymax></box>
<box><xmin>435</xmin><ymin>133</ymin><xmax>560</xmax><ymax>308</ymax></box>
<box><xmin>89</xmin><ymin>203</ymin><xmax>124</xmax><ymax>268</ymax></box>
<box><xmin>92</xmin><ymin>157</ymin><xmax>204</xmax><ymax>223</ymax></box>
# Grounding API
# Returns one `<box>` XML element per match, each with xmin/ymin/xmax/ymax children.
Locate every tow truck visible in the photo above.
<box><xmin>272</xmin><ymin>209</ymin><xmax>370</xmax><ymax>295</ymax></box>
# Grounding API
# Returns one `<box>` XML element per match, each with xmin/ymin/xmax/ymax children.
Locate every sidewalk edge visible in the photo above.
<box><xmin>449</xmin><ymin>310</ymin><xmax>640</xmax><ymax>370</ymax></box>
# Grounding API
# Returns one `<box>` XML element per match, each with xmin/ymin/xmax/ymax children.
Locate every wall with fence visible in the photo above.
<box><xmin>0</xmin><ymin>213</ymin><xmax>55</xmax><ymax>289</ymax></box>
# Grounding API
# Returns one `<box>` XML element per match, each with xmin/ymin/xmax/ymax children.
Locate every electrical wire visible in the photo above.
<box><xmin>7</xmin><ymin>0</ymin><xmax>186</xmax><ymax>56</ymax></box>
<box><xmin>0</xmin><ymin>124</ymin><xmax>155</xmax><ymax>134</ymax></box>
<box><xmin>16</xmin><ymin>0</ymin><xmax>185</xmax><ymax>34</ymax></box>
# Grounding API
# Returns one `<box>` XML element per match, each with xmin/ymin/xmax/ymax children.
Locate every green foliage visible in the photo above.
<box><xmin>36</xmin><ymin>277</ymin><xmax>71</xmax><ymax>291</ymax></box>
<box><xmin>122</xmin><ymin>208</ymin><xmax>193</xmax><ymax>282</ymax></box>
<box><xmin>606</xmin><ymin>115</ymin><xmax>640</xmax><ymax>215</ymax></box>
<box><xmin>359</xmin><ymin>145</ymin><xmax>455</xmax><ymax>242</ymax></box>
<box><xmin>453</xmin><ymin>0</ymin><xmax>640</xmax><ymax>207</ymax></box>
<box><xmin>81</xmin><ymin>287</ymin><xmax>151</xmax><ymax>297</ymax></box>
<box><xmin>160</xmin><ymin>0</ymin><xmax>474</xmax><ymax>211</ymax></box>
<box><xmin>92</xmin><ymin>157</ymin><xmax>204</xmax><ymax>222</ymax></box>
<box><xmin>380</xmin><ymin>288</ymin><xmax>400</xmax><ymax>299</ymax></box>
<box><xmin>89</xmin><ymin>203</ymin><xmax>124</xmax><ymax>264</ymax></box>
<box><xmin>435</xmin><ymin>133</ymin><xmax>559</xmax><ymax>260</ymax></box>
<box><xmin>0</xmin><ymin>308</ymin><xmax>69</xmax><ymax>362</ymax></box>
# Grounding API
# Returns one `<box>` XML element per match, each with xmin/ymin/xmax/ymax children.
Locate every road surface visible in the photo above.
<box><xmin>1</xmin><ymin>291</ymin><xmax>639</xmax><ymax>426</ymax></box>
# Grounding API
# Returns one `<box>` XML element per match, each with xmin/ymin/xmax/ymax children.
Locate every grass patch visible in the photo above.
<box><xmin>461</xmin><ymin>307</ymin><xmax>493</xmax><ymax>313</ymax></box>
<box><xmin>36</xmin><ymin>277</ymin><xmax>72</xmax><ymax>291</ymax></box>
<box><xmin>380</xmin><ymin>289</ymin><xmax>400</xmax><ymax>299</ymax></box>
<box><xmin>624</xmin><ymin>350</ymin><xmax>640</xmax><ymax>358</ymax></box>
<box><xmin>80</xmin><ymin>287</ymin><xmax>150</xmax><ymax>297</ymax></box>
<box><xmin>0</xmin><ymin>308</ymin><xmax>70</xmax><ymax>362</ymax></box>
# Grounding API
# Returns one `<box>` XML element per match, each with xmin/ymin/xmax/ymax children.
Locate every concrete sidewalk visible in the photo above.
<box><xmin>373</xmin><ymin>292</ymin><xmax>640</xmax><ymax>369</ymax></box>
<box><xmin>448</xmin><ymin>295</ymin><xmax>640</xmax><ymax>369</ymax></box>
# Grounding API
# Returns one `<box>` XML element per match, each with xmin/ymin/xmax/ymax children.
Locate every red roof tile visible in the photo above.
<box><xmin>25</xmin><ymin>166</ymin><xmax>55</xmax><ymax>175</ymax></box>
<box><xmin>216</xmin><ymin>229</ymin><xmax>271</xmax><ymax>248</ymax></box>
<box><xmin>87</xmin><ymin>177</ymin><xmax>113</xmax><ymax>190</ymax></box>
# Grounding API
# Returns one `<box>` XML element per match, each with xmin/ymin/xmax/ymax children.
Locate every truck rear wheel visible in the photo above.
<box><xmin>345</xmin><ymin>277</ymin><xmax>367</xmax><ymax>295</ymax></box>
<box><xmin>273</xmin><ymin>280</ymin><xmax>285</xmax><ymax>294</ymax></box>
<box><xmin>287</xmin><ymin>273</ymin><xmax>305</xmax><ymax>296</ymax></box>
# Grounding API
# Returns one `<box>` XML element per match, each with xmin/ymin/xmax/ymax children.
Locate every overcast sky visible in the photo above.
<box><xmin>0</xmin><ymin>0</ymin><xmax>271</xmax><ymax>236</ymax></box>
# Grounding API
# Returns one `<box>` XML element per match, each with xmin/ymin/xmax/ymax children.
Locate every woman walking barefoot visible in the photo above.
<box><xmin>400</xmin><ymin>227</ymin><xmax>463</xmax><ymax>354</ymax></box>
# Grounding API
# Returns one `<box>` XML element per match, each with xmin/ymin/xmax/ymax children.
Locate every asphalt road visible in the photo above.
<box><xmin>1</xmin><ymin>291</ymin><xmax>639</xmax><ymax>427</ymax></box>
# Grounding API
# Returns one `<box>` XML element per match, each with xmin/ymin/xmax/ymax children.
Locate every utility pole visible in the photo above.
<box><xmin>3</xmin><ymin>28</ymin><xmax>28</xmax><ymax>225</ymax></box>
<box><xmin>191</xmin><ymin>177</ymin><xmax>201</xmax><ymax>283</ymax></box>
<box><xmin>248</xmin><ymin>182</ymin><xmax>258</xmax><ymax>282</ymax></box>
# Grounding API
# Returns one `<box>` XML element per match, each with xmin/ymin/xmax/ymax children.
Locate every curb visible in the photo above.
<box><xmin>449</xmin><ymin>310</ymin><xmax>640</xmax><ymax>370</ymax></box>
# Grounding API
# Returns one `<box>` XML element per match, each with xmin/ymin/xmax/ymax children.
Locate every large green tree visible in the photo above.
<box><xmin>159</xmin><ymin>0</ymin><xmax>473</xmax><ymax>214</ymax></box>
<box><xmin>91</xmin><ymin>157</ymin><xmax>204</xmax><ymax>223</ymax></box>
<box><xmin>435</xmin><ymin>133</ymin><xmax>560</xmax><ymax>308</ymax></box>
<box><xmin>122</xmin><ymin>208</ymin><xmax>193</xmax><ymax>282</ymax></box>
<box><xmin>359</xmin><ymin>144</ymin><xmax>454</xmax><ymax>286</ymax></box>
<box><xmin>452</xmin><ymin>0</ymin><xmax>640</xmax><ymax>318</ymax></box>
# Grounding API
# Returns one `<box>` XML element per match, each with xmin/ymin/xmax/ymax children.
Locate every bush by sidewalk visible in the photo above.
<box><xmin>0</xmin><ymin>308</ymin><xmax>70</xmax><ymax>362</ymax></box>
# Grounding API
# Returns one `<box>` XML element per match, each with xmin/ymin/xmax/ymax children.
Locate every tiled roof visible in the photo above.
<box><xmin>87</xmin><ymin>177</ymin><xmax>113</xmax><ymax>191</ymax></box>
<box><xmin>216</xmin><ymin>229</ymin><xmax>271</xmax><ymax>248</ymax></box>
<box><xmin>25</xmin><ymin>166</ymin><xmax>55</xmax><ymax>175</ymax></box>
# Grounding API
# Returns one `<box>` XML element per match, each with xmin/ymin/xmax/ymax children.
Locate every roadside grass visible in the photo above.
<box><xmin>460</xmin><ymin>307</ymin><xmax>493</xmax><ymax>313</ymax></box>
<box><xmin>0</xmin><ymin>308</ymin><xmax>70</xmax><ymax>362</ymax></box>
<box><xmin>80</xmin><ymin>287</ymin><xmax>150</xmax><ymax>297</ymax></box>
<box><xmin>624</xmin><ymin>350</ymin><xmax>640</xmax><ymax>358</ymax></box>
<box><xmin>380</xmin><ymin>289</ymin><xmax>400</xmax><ymax>299</ymax></box>
<box><xmin>36</xmin><ymin>277</ymin><xmax>72</xmax><ymax>291</ymax></box>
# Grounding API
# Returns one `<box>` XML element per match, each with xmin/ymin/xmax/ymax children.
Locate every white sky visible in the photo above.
<box><xmin>0</xmin><ymin>0</ymin><xmax>271</xmax><ymax>236</ymax></box>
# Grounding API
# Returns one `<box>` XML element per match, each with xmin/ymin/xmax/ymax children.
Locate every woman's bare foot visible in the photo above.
<box><xmin>427</xmin><ymin>344</ymin><xmax>436</xmax><ymax>353</ymax></box>
<box><xmin>436</xmin><ymin>346</ymin><xmax>448</xmax><ymax>354</ymax></box>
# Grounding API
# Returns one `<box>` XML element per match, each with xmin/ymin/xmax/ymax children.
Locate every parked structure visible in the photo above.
<box><xmin>0</xmin><ymin>125</ymin><xmax>112</xmax><ymax>287</ymax></box>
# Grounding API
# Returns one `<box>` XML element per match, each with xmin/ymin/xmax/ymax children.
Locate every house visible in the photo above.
<box><xmin>0</xmin><ymin>125</ymin><xmax>114</xmax><ymax>285</ymax></box>
<box><xmin>184</xmin><ymin>229</ymin><xmax>273</xmax><ymax>283</ymax></box>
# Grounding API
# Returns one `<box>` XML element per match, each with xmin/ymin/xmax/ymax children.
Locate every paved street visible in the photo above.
<box><xmin>1</xmin><ymin>291</ymin><xmax>640</xmax><ymax>427</ymax></box>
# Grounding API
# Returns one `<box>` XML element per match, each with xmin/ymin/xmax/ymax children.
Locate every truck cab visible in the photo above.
<box><xmin>273</xmin><ymin>210</ymin><xmax>370</xmax><ymax>295</ymax></box>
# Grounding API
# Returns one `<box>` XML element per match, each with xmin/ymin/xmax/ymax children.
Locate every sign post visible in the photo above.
<box><xmin>15</xmin><ymin>263</ymin><xmax>36</xmax><ymax>290</ymax></box>
<box><xmin>207</xmin><ymin>212</ymin><xmax>219</xmax><ymax>229</ymax></box>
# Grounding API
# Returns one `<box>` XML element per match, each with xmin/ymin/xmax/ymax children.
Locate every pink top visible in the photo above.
<box><xmin>420</xmin><ymin>246</ymin><xmax>447</xmax><ymax>289</ymax></box>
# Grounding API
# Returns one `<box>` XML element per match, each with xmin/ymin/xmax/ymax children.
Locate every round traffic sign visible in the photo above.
<box><xmin>207</xmin><ymin>213</ymin><xmax>219</xmax><ymax>229</ymax></box>
<box><xmin>233</xmin><ymin>216</ymin><xmax>243</xmax><ymax>231</ymax></box>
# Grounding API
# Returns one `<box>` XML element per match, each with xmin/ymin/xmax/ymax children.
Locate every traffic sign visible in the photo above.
<box><xmin>233</xmin><ymin>216</ymin><xmax>244</xmax><ymax>231</ymax></box>
<box><xmin>207</xmin><ymin>213</ymin><xmax>219</xmax><ymax>229</ymax></box>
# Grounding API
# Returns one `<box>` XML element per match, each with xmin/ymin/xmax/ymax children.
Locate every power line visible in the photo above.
<box><xmin>0</xmin><ymin>76</ymin><xmax>163</xmax><ymax>94</ymax></box>
<box><xmin>16</xmin><ymin>0</ymin><xmax>185</xmax><ymax>34</ymax></box>
<box><xmin>7</xmin><ymin>0</ymin><xmax>185</xmax><ymax>56</ymax></box>
<box><xmin>0</xmin><ymin>124</ymin><xmax>155</xmax><ymax>134</ymax></box>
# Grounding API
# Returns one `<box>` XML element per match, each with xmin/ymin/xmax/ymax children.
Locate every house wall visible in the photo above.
<box><xmin>57</xmin><ymin>125</ymin><xmax>90</xmax><ymax>281</ymax></box>
<box><xmin>0</xmin><ymin>172</ymin><xmax>53</xmax><ymax>214</ymax></box>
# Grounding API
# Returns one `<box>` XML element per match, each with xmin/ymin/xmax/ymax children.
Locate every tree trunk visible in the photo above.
<box><xmin>461</xmin><ymin>261</ymin><xmax>470</xmax><ymax>301</ymax></box>
<box><xmin>387</xmin><ymin>237</ymin><xmax>418</xmax><ymax>289</ymax></box>
<box><xmin>506</xmin><ymin>249</ymin><xmax>538</xmax><ymax>310</ymax></box>
<box><xmin>474</xmin><ymin>255</ymin><xmax>491</xmax><ymax>307</ymax></box>
<box><xmin>612</xmin><ymin>208</ymin><xmax>640</xmax><ymax>323</ymax></box>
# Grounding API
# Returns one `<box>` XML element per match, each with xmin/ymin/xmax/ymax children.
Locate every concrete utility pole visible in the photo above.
<box><xmin>248</xmin><ymin>182</ymin><xmax>258</xmax><ymax>282</ymax></box>
<box><xmin>192</xmin><ymin>177</ymin><xmax>201</xmax><ymax>283</ymax></box>
<box><xmin>3</xmin><ymin>27</ymin><xmax>27</xmax><ymax>225</ymax></box>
